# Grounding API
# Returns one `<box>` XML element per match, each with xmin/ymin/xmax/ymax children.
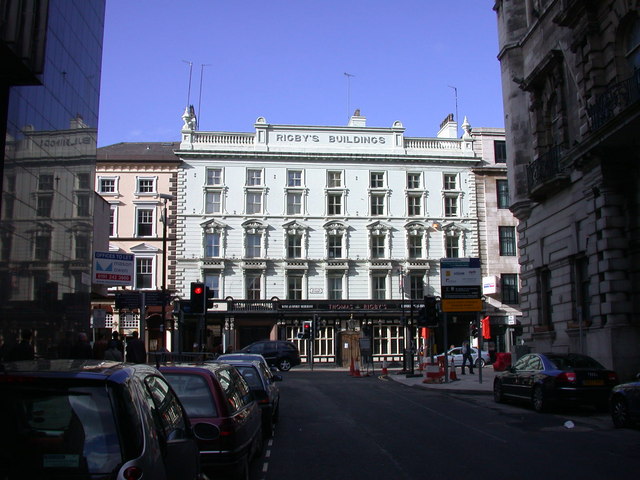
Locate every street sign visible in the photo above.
<box><xmin>145</xmin><ymin>290</ymin><xmax>169</xmax><ymax>306</ymax></box>
<box><xmin>93</xmin><ymin>252</ymin><xmax>134</xmax><ymax>286</ymax></box>
<box><xmin>440</xmin><ymin>258</ymin><xmax>481</xmax><ymax>288</ymax></box>
<box><xmin>115</xmin><ymin>291</ymin><xmax>141</xmax><ymax>310</ymax></box>
<box><xmin>442</xmin><ymin>285</ymin><xmax>482</xmax><ymax>299</ymax></box>
<box><xmin>441</xmin><ymin>298</ymin><xmax>483</xmax><ymax>312</ymax></box>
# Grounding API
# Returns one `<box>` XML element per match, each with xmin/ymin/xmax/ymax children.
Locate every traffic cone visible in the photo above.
<box><xmin>381</xmin><ymin>359</ymin><xmax>388</xmax><ymax>375</ymax></box>
<box><xmin>353</xmin><ymin>357</ymin><xmax>362</xmax><ymax>377</ymax></box>
<box><xmin>349</xmin><ymin>357</ymin><xmax>355</xmax><ymax>376</ymax></box>
<box><xmin>449</xmin><ymin>358</ymin><xmax>458</xmax><ymax>381</ymax></box>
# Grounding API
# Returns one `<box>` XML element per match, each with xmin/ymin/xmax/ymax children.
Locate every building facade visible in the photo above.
<box><xmin>1</xmin><ymin>1</ymin><xmax>106</xmax><ymax>357</ymax></box>
<box><xmin>173</xmin><ymin>108</ymin><xmax>520</xmax><ymax>365</ymax></box>
<box><xmin>494</xmin><ymin>0</ymin><xmax>640</xmax><ymax>378</ymax></box>
<box><xmin>95</xmin><ymin>142</ymin><xmax>181</xmax><ymax>352</ymax></box>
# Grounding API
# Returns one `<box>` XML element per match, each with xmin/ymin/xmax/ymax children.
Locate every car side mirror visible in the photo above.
<box><xmin>273</xmin><ymin>374</ymin><xmax>283</xmax><ymax>382</ymax></box>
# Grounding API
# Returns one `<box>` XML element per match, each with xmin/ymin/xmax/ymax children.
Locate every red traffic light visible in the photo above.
<box><xmin>193</xmin><ymin>286</ymin><xmax>204</xmax><ymax>295</ymax></box>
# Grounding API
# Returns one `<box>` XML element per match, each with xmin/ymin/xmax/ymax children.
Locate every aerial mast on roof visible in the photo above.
<box><xmin>344</xmin><ymin>72</ymin><xmax>355</xmax><ymax>123</ymax></box>
<box><xmin>182</xmin><ymin>59</ymin><xmax>194</xmax><ymax>107</ymax></box>
<box><xmin>197</xmin><ymin>64</ymin><xmax>211</xmax><ymax>130</ymax></box>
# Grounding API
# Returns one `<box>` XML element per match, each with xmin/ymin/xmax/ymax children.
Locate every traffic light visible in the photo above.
<box><xmin>417</xmin><ymin>296</ymin><xmax>439</xmax><ymax>327</ymax></box>
<box><xmin>190</xmin><ymin>282</ymin><xmax>205</xmax><ymax>314</ymax></box>
<box><xmin>470</xmin><ymin>322</ymin><xmax>479</xmax><ymax>338</ymax></box>
<box><xmin>206</xmin><ymin>286</ymin><xmax>216</xmax><ymax>310</ymax></box>
<box><xmin>300</xmin><ymin>320</ymin><xmax>313</xmax><ymax>339</ymax></box>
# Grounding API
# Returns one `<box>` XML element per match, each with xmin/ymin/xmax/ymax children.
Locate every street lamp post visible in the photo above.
<box><xmin>159</xmin><ymin>194</ymin><xmax>175</xmax><ymax>351</ymax></box>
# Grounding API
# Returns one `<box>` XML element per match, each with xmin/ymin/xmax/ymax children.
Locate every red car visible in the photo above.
<box><xmin>160</xmin><ymin>363</ymin><xmax>263</xmax><ymax>480</ymax></box>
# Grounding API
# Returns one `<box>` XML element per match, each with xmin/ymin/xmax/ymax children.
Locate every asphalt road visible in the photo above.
<box><xmin>249</xmin><ymin>370</ymin><xmax>639</xmax><ymax>480</ymax></box>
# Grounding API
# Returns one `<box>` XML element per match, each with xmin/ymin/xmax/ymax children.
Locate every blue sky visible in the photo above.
<box><xmin>98</xmin><ymin>0</ymin><xmax>503</xmax><ymax>147</ymax></box>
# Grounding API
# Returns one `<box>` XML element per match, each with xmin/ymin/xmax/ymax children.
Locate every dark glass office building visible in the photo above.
<box><xmin>0</xmin><ymin>1</ymin><xmax>106</xmax><ymax>358</ymax></box>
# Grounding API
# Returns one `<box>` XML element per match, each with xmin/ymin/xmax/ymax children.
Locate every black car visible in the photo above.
<box><xmin>610</xmin><ymin>373</ymin><xmax>640</xmax><ymax>428</ymax></box>
<box><xmin>240</xmin><ymin>340</ymin><xmax>301</xmax><ymax>371</ymax></box>
<box><xmin>219</xmin><ymin>359</ymin><xmax>282</xmax><ymax>437</ymax></box>
<box><xmin>493</xmin><ymin>352</ymin><xmax>619</xmax><ymax>412</ymax></box>
<box><xmin>0</xmin><ymin>359</ymin><xmax>210</xmax><ymax>480</ymax></box>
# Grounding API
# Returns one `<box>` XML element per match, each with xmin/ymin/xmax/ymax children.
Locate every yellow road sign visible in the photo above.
<box><xmin>441</xmin><ymin>298</ymin><xmax>482</xmax><ymax>312</ymax></box>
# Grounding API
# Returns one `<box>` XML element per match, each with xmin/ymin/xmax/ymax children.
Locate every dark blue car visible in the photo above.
<box><xmin>493</xmin><ymin>352</ymin><xmax>618</xmax><ymax>412</ymax></box>
<box><xmin>610</xmin><ymin>374</ymin><xmax>640</xmax><ymax>428</ymax></box>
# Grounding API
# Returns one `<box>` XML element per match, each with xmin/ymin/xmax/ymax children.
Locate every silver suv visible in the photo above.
<box><xmin>0</xmin><ymin>359</ymin><xmax>211</xmax><ymax>480</ymax></box>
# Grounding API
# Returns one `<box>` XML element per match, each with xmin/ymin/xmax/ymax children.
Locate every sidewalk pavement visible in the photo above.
<box><xmin>387</xmin><ymin>365</ymin><xmax>497</xmax><ymax>395</ymax></box>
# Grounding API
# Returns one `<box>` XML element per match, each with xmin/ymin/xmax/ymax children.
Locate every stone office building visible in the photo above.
<box><xmin>173</xmin><ymin>108</ymin><xmax>521</xmax><ymax>365</ymax></box>
<box><xmin>494</xmin><ymin>0</ymin><xmax>640</xmax><ymax>378</ymax></box>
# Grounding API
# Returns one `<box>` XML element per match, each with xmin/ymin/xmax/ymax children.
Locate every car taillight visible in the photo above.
<box><xmin>608</xmin><ymin>372</ymin><xmax>618</xmax><ymax>383</ymax></box>
<box><xmin>258</xmin><ymin>398</ymin><xmax>269</xmax><ymax>404</ymax></box>
<box><xmin>123</xmin><ymin>466</ymin><xmax>143</xmax><ymax>480</ymax></box>
<box><xmin>557</xmin><ymin>372</ymin><xmax>576</xmax><ymax>383</ymax></box>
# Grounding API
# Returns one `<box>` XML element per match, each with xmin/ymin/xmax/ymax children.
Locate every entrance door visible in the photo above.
<box><xmin>339</xmin><ymin>332</ymin><xmax>361</xmax><ymax>368</ymax></box>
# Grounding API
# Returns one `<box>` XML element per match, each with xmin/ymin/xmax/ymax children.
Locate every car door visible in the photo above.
<box><xmin>216</xmin><ymin>367</ymin><xmax>260</xmax><ymax>456</ymax></box>
<box><xmin>143</xmin><ymin>374</ymin><xmax>200</xmax><ymax>480</ymax></box>
<box><xmin>261</xmin><ymin>342</ymin><xmax>279</xmax><ymax>365</ymax></box>
<box><xmin>501</xmin><ymin>354</ymin><xmax>531</xmax><ymax>398</ymax></box>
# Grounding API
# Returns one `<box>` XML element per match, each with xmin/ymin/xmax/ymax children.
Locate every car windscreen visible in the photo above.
<box><xmin>234</xmin><ymin>366</ymin><xmax>263</xmax><ymax>389</ymax></box>
<box><xmin>0</xmin><ymin>381</ymin><xmax>122</xmax><ymax>477</ymax></box>
<box><xmin>163</xmin><ymin>373</ymin><xmax>218</xmax><ymax>418</ymax></box>
<box><xmin>546</xmin><ymin>354</ymin><xmax>605</xmax><ymax>370</ymax></box>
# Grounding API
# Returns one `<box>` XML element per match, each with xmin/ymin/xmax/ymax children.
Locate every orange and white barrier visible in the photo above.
<box><xmin>381</xmin><ymin>359</ymin><xmax>388</xmax><ymax>375</ymax></box>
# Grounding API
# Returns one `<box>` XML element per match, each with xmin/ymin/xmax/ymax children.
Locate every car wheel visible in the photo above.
<box><xmin>493</xmin><ymin>379</ymin><xmax>505</xmax><ymax>403</ymax></box>
<box><xmin>278</xmin><ymin>359</ymin><xmax>292</xmax><ymax>371</ymax></box>
<box><xmin>532</xmin><ymin>385</ymin><xmax>547</xmax><ymax>413</ymax></box>
<box><xmin>611</xmin><ymin>396</ymin><xmax>630</xmax><ymax>428</ymax></box>
<box><xmin>475</xmin><ymin>358</ymin><xmax>486</xmax><ymax>368</ymax></box>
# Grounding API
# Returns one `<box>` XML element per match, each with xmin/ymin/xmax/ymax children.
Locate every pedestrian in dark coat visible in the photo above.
<box><xmin>6</xmin><ymin>329</ymin><xmax>35</xmax><ymax>361</ymax></box>
<box><xmin>71</xmin><ymin>332</ymin><xmax>93</xmax><ymax>359</ymax></box>
<box><xmin>126</xmin><ymin>331</ymin><xmax>146</xmax><ymax>364</ymax></box>
<box><xmin>461</xmin><ymin>341</ymin><xmax>475</xmax><ymax>375</ymax></box>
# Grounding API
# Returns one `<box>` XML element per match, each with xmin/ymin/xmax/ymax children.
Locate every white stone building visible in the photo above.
<box><xmin>174</xmin><ymin>108</ymin><xmax>520</xmax><ymax>364</ymax></box>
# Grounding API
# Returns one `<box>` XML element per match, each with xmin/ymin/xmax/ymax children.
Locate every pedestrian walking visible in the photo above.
<box><xmin>126</xmin><ymin>331</ymin><xmax>146</xmax><ymax>364</ymax></box>
<box><xmin>6</xmin><ymin>329</ymin><xmax>35</xmax><ymax>361</ymax></box>
<box><xmin>71</xmin><ymin>332</ymin><xmax>93</xmax><ymax>359</ymax></box>
<box><xmin>104</xmin><ymin>340</ymin><xmax>124</xmax><ymax>361</ymax></box>
<box><xmin>461</xmin><ymin>341</ymin><xmax>474</xmax><ymax>375</ymax></box>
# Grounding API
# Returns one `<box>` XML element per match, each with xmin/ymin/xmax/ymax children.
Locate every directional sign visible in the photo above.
<box><xmin>440</xmin><ymin>258</ymin><xmax>481</xmax><ymax>288</ymax></box>
<box><xmin>441</xmin><ymin>298</ymin><xmax>483</xmax><ymax>312</ymax></box>
<box><xmin>115</xmin><ymin>291</ymin><xmax>141</xmax><ymax>310</ymax></box>
<box><xmin>442</xmin><ymin>286</ymin><xmax>482</xmax><ymax>299</ymax></box>
<box><xmin>145</xmin><ymin>290</ymin><xmax>169</xmax><ymax>306</ymax></box>
<box><xmin>94</xmin><ymin>252</ymin><xmax>134</xmax><ymax>286</ymax></box>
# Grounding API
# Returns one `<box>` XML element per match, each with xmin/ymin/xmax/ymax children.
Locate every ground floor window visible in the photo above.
<box><xmin>373</xmin><ymin>326</ymin><xmax>404</xmax><ymax>355</ymax></box>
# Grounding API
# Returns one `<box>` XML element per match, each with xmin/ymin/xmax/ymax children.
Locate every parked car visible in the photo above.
<box><xmin>159</xmin><ymin>362</ymin><xmax>263</xmax><ymax>480</ymax></box>
<box><xmin>610</xmin><ymin>373</ymin><xmax>640</xmax><ymax>428</ymax></box>
<box><xmin>493</xmin><ymin>352</ymin><xmax>619</xmax><ymax>413</ymax></box>
<box><xmin>0</xmin><ymin>359</ymin><xmax>208</xmax><ymax>480</ymax></box>
<box><xmin>216</xmin><ymin>352</ymin><xmax>275</xmax><ymax>374</ymax></box>
<box><xmin>435</xmin><ymin>346</ymin><xmax>491</xmax><ymax>368</ymax></box>
<box><xmin>240</xmin><ymin>340</ymin><xmax>301</xmax><ymax>371</ymax></box>
<box><xmin>219</xmin><ymin>359</ymin><xmax>282</xmax><ymax>437</ymax></box>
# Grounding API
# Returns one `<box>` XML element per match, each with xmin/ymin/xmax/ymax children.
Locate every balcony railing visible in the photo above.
<box><xmin>587</xmin><ymin>69</ymin><xmax>640</xmax><ymax>131</ymax></box>
<box><xmin>527</xmin><ymin>144</ymin><xmax>569</xmax><ymax>197</ymax></box>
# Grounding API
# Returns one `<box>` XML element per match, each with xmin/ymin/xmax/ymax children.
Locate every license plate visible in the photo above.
<box><xmin>583</xmin><ymin>379</ymin><xmax>604</xmax><ymax>386</ymax></box>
